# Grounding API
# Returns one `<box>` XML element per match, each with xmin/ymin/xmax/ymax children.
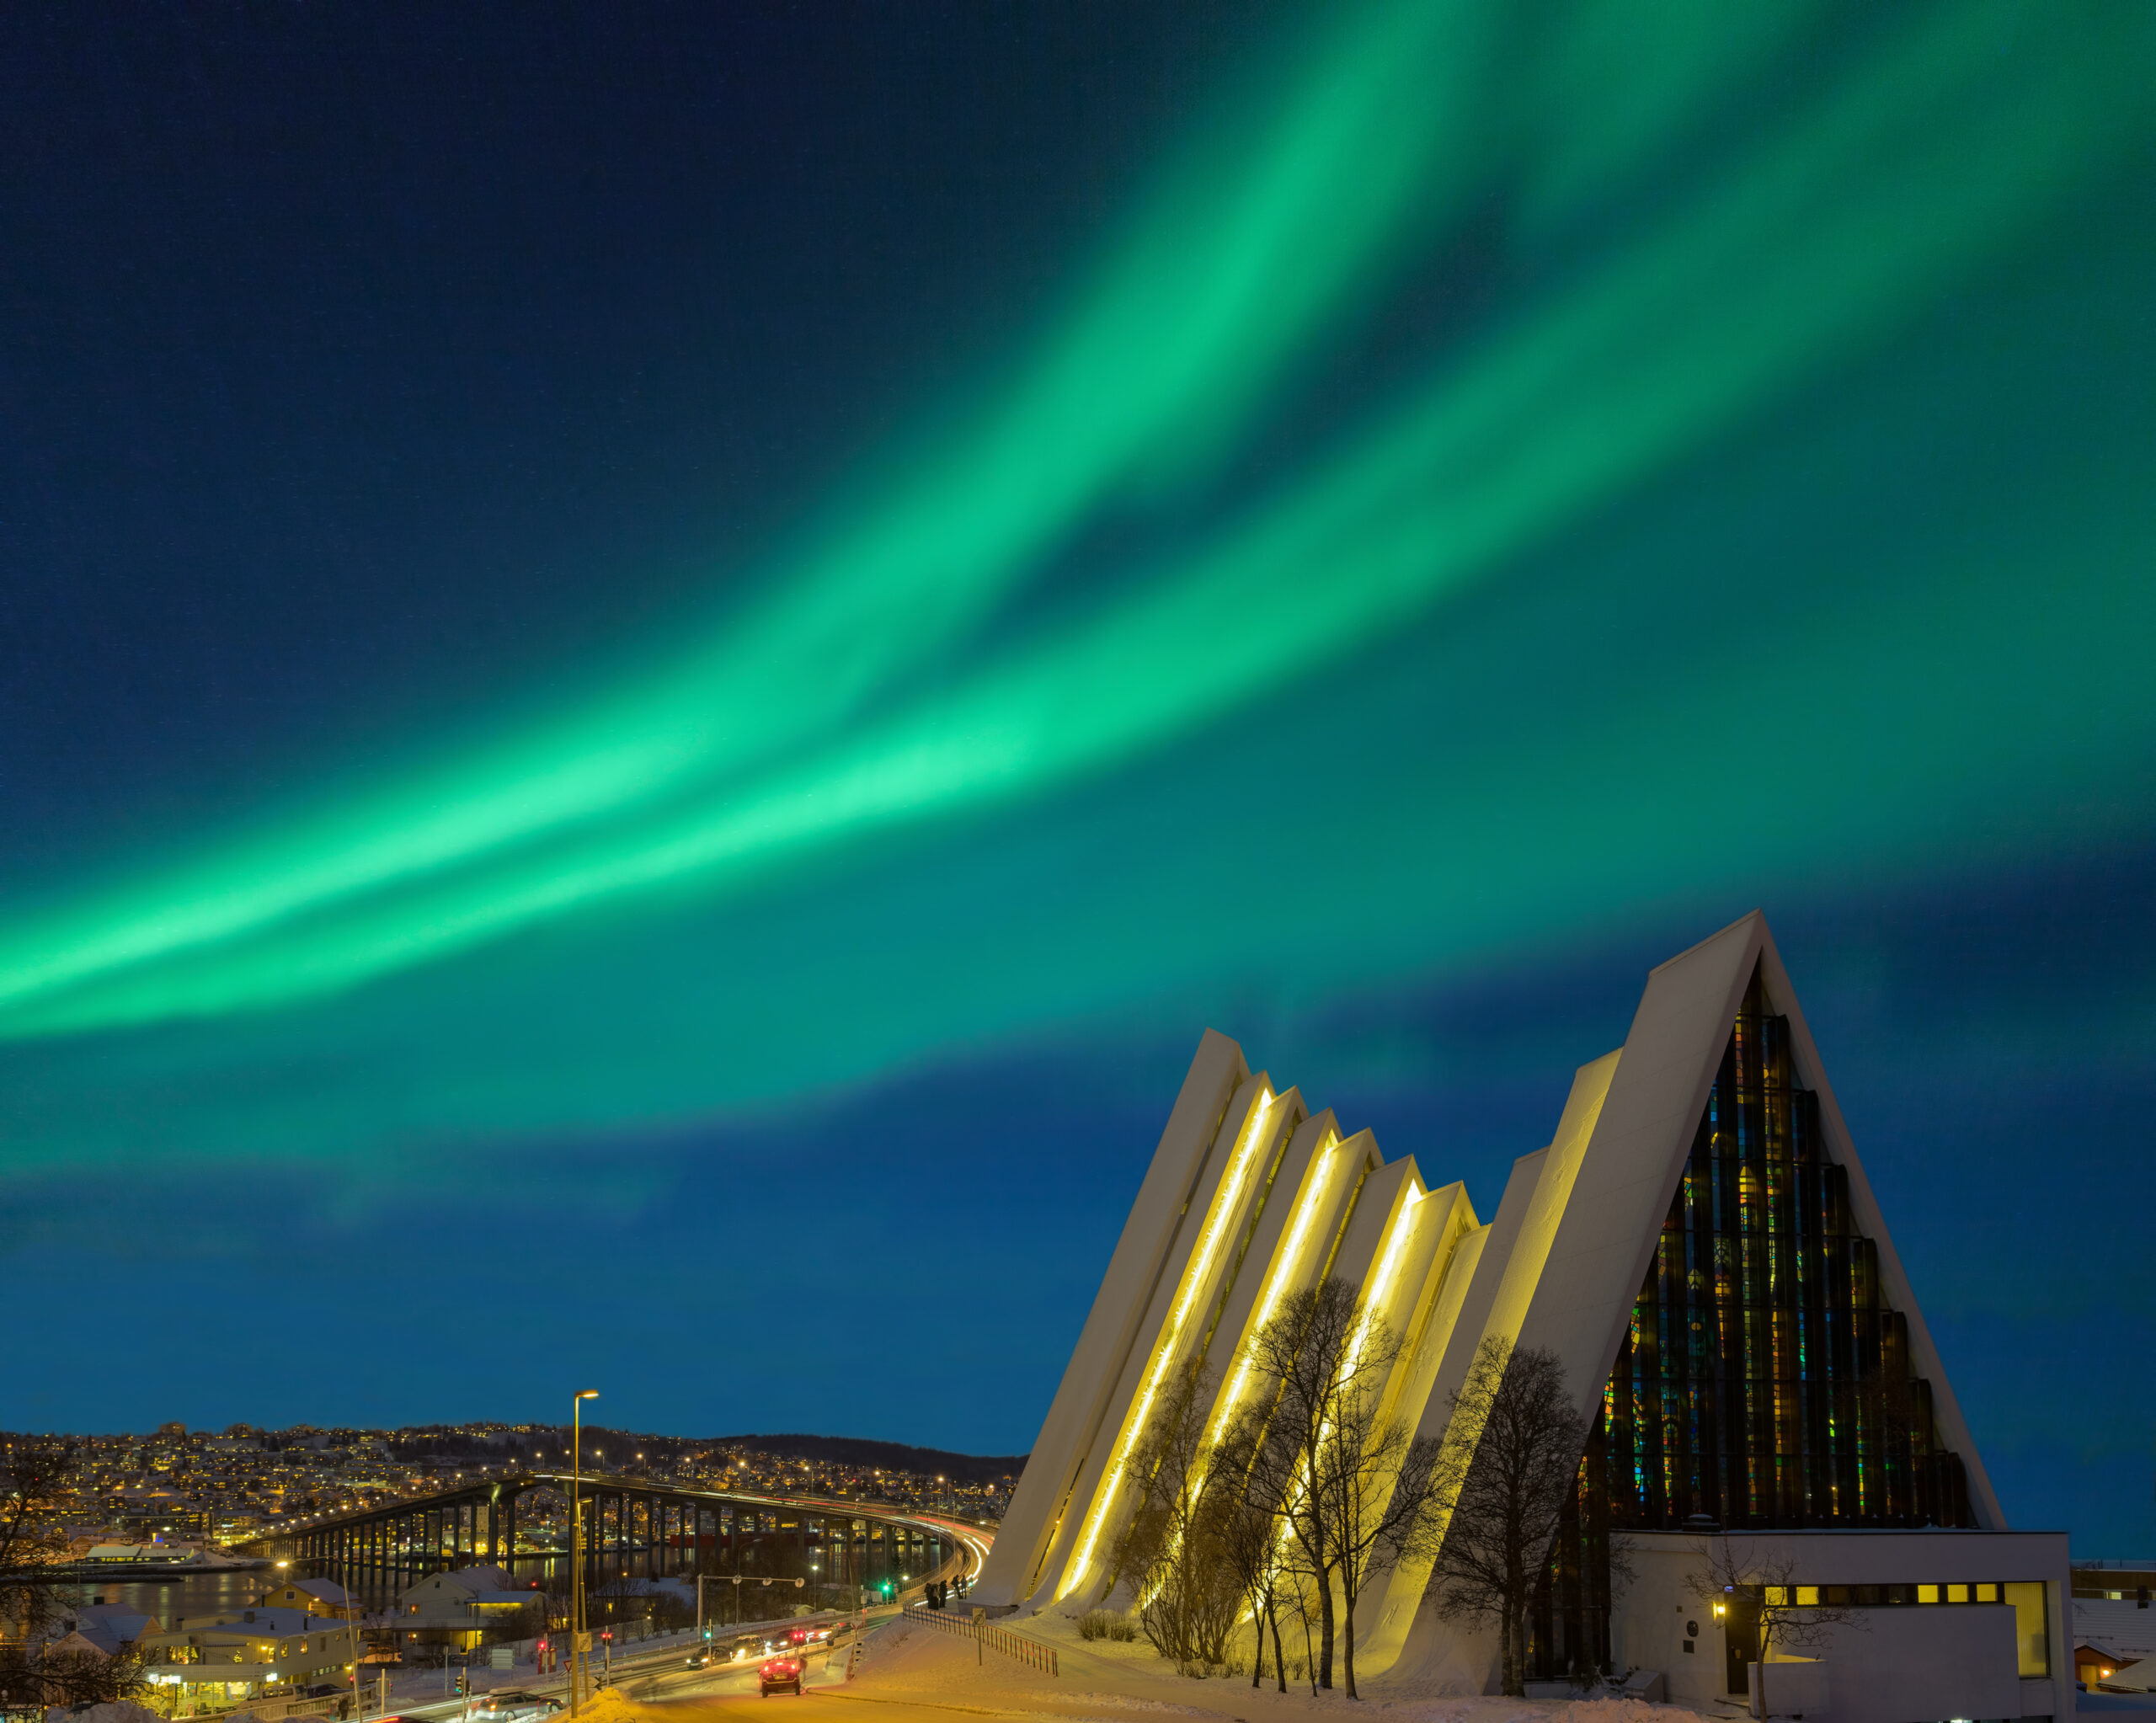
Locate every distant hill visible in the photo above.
<box><xmin>706</xmin><ymin>1433</ymin><xmax>1026</xmax><ymax>1486</ymax></box>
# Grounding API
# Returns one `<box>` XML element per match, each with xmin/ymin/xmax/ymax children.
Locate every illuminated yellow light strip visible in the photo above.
<box><xmin>1060</xmin><ymin>1087</ymin><xmax>1278</xmax><ymax>1598</ymax></box>
<box><xmin>1210</xmin><ymin>1128</ymin><xmax>1338</xmax><ymax>1443</ymax></box>
<box><xmin>1146</xmin><ymin>1125</ymin><xmax>1341</xmax><ymax>1610</ymax></box>
<box><xmin>1347</xmin><ymin>1185</ymin><xmax>1423</xmax><ymax>1375</ymax></box>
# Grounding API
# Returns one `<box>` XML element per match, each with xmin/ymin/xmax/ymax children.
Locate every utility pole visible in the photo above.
<box><xmin>568</xmin><ymin>1390</ymin><xmax>599</xmax><ymax>1717</ymax></box>
<box><xmin>345</xmin><ymin>1578</ymin><xmax>366</xmax><ymax>1720</ymax></box>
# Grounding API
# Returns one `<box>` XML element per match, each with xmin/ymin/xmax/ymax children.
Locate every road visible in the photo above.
<box><xmin>609</xmin><ymin>1694</ymin><xmax>992</xmax><ymax>1721</ymax></box>
<box><xmin>370</xmin><ymin>1508</ymin><xmax>994</xmax><ymax>1723</ymax></box>
<box><xmin>385</xmin><ymin>1622</ymin><xmax>851</xmax><ymax>1722</ymax></box>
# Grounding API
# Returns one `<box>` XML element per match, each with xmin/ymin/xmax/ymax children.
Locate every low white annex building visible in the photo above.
<box><xmin>972</xmin><ymin>911</ymin><xmax>2073</xmax><ymax>1722</ymax></box>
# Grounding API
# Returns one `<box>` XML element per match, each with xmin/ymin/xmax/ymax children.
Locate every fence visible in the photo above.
<box><xmin>229</xmin><ymin>1696</ymin><xmax>348</xmax><ymax>1723</ymax></box>
<box><xmin>910</xmin><ymin>1608</ymin><xmax>1058</xmax><ymax>1676</ymax></box>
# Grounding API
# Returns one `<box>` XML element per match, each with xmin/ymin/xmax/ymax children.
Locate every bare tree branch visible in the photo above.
<box><xmin>1236</xmin><ymin>1276</ymin><xmax>1433</xmax><ymax>1697</ymax></box>
<box><xmin>0</xmin><ymin>1441</ymin><xmax>152</xmax><ymax>1713</ymax></box>
<box><xmin>1686</xmin><ymin>1535</ymin><xmax>1868</xmax><ymax>1667</ymax></box>
<box><xmin>1422</xmin><ymin>1337</ymin><xmax>1585</xmax><ymax>1697</ymax></box>
<box><xmin>1209</xmin><ymin>1405</ymin><xmax>1294</xmax><ymax>1691</ymax></box>
<box><xmin>1316</xmin><ymin>1374</ymin><xmax>1444</xmax><ymax>1698</ymax></box>
<box><xmin>1106</xmin><ymin>1362</ymin><xmax>1242</xmax><ymax>1672</ymax></box>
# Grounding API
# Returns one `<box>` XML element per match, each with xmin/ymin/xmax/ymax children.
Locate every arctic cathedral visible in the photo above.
<box><xmin>971</xmin><ymin>913</ymin><xmax>2071</xmax><ymax>1723</ymax></box>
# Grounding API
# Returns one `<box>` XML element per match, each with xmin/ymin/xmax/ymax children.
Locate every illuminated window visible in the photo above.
<box><xmin>1918</xmin><ymin>1584</ymin><xmax>1940</xmax><ymax>1603</ymax></box>
<box><xmin>1947</xmin><ymin>1583</ymin><xmax>1969</xmax><ymax>1603</ymax></box>
<box><xmin>2004</xmin><ymin>1582</ymin><xmax>2048</xmax><ymax>1678</ymax></box>
<box><xmin>1975</xmin><ymin>1582</ymin><xmax>1999</xmax><ymax>1603</ymax></box>
<box><xmin>1796</xmin><ymin>1586</ymin><xmax>1819</xmax><ymax>1607</ymax></box>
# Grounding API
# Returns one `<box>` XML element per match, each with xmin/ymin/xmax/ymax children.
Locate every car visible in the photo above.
<box><xmin>759</xmin><ymin>1656</ymin><xmax>804</xmax><ymax>1697</ymax></box>
<box><xmin>685</xmin><ymin>1647</ymin><xmax>717</xmax><ymax>1669</ymax></box>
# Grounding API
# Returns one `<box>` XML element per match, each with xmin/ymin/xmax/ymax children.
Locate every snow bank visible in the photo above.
<box><xmin>52</xmin><ymin>1704</ymin><xmax>166</xmax><ymax>1723</ymax></box>
<box><xmin>566</xmin><ymin>1688</ymin><xmax>659</xmax><ymax>1723</ymax></box>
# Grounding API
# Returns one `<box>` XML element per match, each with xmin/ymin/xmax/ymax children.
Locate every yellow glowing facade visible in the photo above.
<box><xmin>979</xmin><ymin>1029</ymin><xmax>1490</xmax><ymax>1627</ymax></box>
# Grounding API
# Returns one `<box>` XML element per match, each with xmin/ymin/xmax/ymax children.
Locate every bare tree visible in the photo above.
<box><xmin>1106</xmin><ymin>1362</ymin><xmax>1242</xmax><ymax>1671</ymax></box>
<box><xmin>1420</xmin><ymin>1338</ymin><xmax>1585</xmax><ymax>1696</ymax></box>
<box><xmin>1316</xmin><ymin>1371</ymin><xmax>1447</xmax><ymax>1698</ymax></box>
<box><xmin>1239</xmin><ymin>1275</ymin><xmax>1436</xmax><ymax>1695</ymax></box>
<box><xmin>1687</xmin><ymin>1536</ymin><xmax>1865</xmax><ymax>1671</ymax></box>
<box><xmin>1241</xmin><ymin>1278</ymin><xmax>1385</xmax><ymax>1689</ymax></box>
<box><xmin>1273</xmin><ymin>1544</ymin><xmax>1324</xmax><ymax>1694</ymax></box>
<box><xmin>0</xmin><ymin>1442</ymin><xmax>151</xmax><ymax>1713</ymax></box>
<box><xmin>1210</xmin><ymin>1404</ymin><xmax>1296</xmax><ymax>1691</ymax></box>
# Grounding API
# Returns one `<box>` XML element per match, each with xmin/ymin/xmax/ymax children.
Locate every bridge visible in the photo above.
<box><xmin>240</xmin><ymin>1472</ymin><xmax>978</xmax><ymax>1600</ymax></box>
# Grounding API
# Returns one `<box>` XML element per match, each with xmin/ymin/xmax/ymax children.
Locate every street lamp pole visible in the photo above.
<box><xmin>569</xmin><ymin>1391</ymin><xmax>599</xmax><ymax>1719</ymax></box>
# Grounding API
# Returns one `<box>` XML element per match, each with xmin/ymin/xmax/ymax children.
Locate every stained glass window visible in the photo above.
<box><xmin>1526</xmin><ymin>963</ymin><xmax>1971</xmax><ymax>1683</ymax></box>
<box><xmin>1601</xmin><ymin>963</ymin><xmax>1971</xmax><ymax>1533</ymax></box>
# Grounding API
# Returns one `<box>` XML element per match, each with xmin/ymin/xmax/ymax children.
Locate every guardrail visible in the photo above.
<box><xmin>909</xmin><ymin>1608</ymin><xmax>1058</xmax><ymax>1676</ymax></box>
<box><xmin>229</xmin><ymin>1697</ymin><xmax>348</xmax><ymax>1723</ymax></box>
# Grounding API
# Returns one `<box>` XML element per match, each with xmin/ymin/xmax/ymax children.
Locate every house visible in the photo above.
<box><xmin>48</xmin><ymin>1603</ymin><xmax>164</xmax><ymax>1656</ymax></box>
<box><xmin>141</xmin><ymin>1607</ymin><xmax>357</xmax><ymax>1705</ymax></box>
<box><xmin>2073</xmin><ymin>1597</ymin><xmax>2156</xmax><ymax>1690</ymax></box>
<box><xmin>2075</xmin><ymin>1563</ymin><xmax>2156</xmax><ymax>1602</ymax></box>
<box><xmin>396</xmin><ymin>1565</ymin><xmax>536</xmax><ymax>1648</ymax></box>
<box><xmin>257</xmin><ymin>1576</ymin><xmax>360</xmax><ymax>1619</ymax></box>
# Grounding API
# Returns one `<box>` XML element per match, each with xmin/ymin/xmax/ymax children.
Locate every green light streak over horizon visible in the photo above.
<box><xmin>2</xmin><ymin>0</ymin><xmax>2153</xmax><ymax>1048</ymax></box>
<box><xmin>0</xmin><ymin>0</ymin><xmax>1488</xmax><ymax>1021</ymax></box>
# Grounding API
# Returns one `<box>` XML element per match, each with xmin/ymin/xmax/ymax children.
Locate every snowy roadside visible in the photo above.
<box><xmin>837</xmin><ymin>1614</ymin><xmax>1713</xmax><ymax>1723</ymax></box>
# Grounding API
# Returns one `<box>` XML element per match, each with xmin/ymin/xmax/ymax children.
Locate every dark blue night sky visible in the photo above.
<box><xmin>3</xmin><ymin>3</ymin><xmax>2152</xmax><ymax>1557</ymax></box>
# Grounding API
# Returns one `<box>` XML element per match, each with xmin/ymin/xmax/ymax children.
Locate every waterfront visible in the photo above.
<box><xmin>55</xmin><ymin>1570</ymin><xmax>267</xmax><ymax>1630</ymax></box>
<box><xmin>64</xmin><ymin>1539</ymin><xmax>950</xmax><ymax>1624</ymax></box>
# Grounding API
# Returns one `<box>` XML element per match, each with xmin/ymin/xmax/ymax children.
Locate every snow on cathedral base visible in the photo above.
<box><xmin>974</xmin><ymin>910</ymin><xmax>2074</xmax><ymax>1721</ymax></box>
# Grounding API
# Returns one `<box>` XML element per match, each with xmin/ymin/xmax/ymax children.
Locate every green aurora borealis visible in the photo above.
<box><xmin>3</xmin><ymin>0</ymin><xmax>2153</xmax><ymax>1541</ymax></box>
<box><xmin>8</xmin><ymin>1</ymin><xmax>2152</xmax><ymax>1051</ymax></box>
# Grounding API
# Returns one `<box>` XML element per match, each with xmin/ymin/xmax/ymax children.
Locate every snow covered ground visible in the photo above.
<box><xmin>826</xmin><ymin>1609</ymin><xmax>1704</xmax><ymax>1723</ymax></box>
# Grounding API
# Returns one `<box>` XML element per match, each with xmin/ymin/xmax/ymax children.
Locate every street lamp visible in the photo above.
<box><xmin>569</xmin><ymin>1392</ymin><xmax>599</xmax><ymax>1720</ymax></box>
